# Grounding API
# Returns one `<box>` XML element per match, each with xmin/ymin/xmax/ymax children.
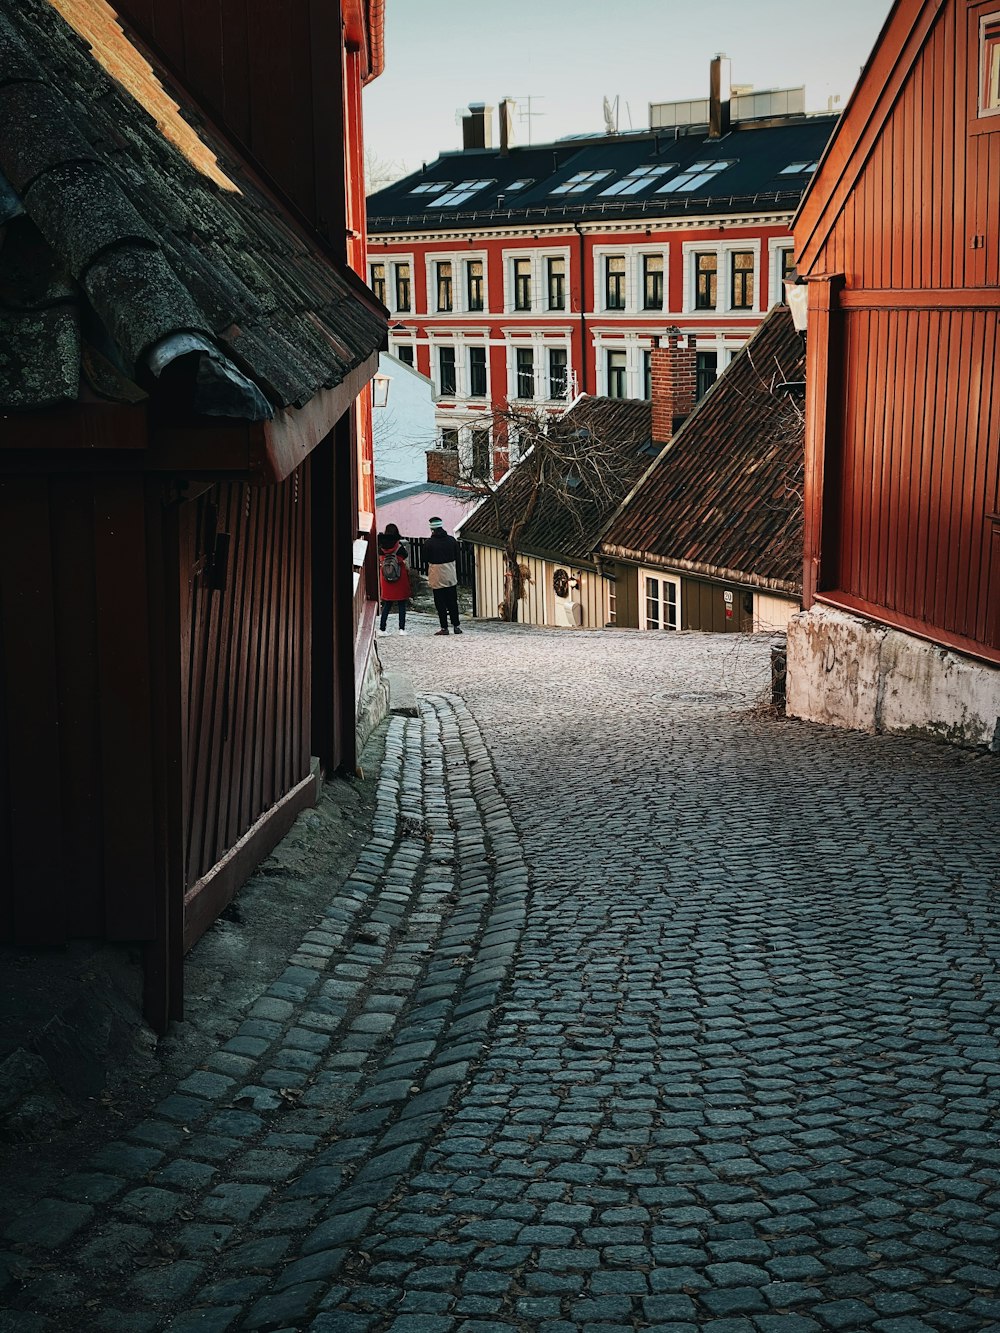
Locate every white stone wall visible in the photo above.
<box><xmin>786</xmin><ymin>605</ymin><xmax>1000</xmax><ymax>752</ymax></box>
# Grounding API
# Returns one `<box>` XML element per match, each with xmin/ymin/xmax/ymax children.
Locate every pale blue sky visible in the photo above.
<box><xmin>364</xmin><ymin>0</ymin><xmax>895</xmax><ymax>177</ymax></box>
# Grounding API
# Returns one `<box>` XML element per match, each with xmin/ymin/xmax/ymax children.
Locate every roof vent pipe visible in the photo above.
<box><xmin>709</xmin><ymin>55</ymin><xmax>732</xmax><ymax>138</ymax></box>
<box><xmin>462</xmin><ymin>103</ymin><xmax>494</xmax><ymax>150</ymax></box>
<box><xmin>499</xmin><ymin>98</ymin><xmax>515</xmax><ymax>155</ymax></box>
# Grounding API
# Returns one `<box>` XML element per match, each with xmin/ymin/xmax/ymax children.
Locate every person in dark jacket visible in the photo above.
<box><xmin>377</xmin><ymin>522</ymin><xmax>411</xmax><ymax>634</ymax></box>
<box><xmin>425</xmin><ymin>516</ymin><xmax>462</xmax><ymax>635</ymax></box>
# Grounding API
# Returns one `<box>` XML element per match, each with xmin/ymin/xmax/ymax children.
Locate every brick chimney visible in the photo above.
<box><xmin>650</xmin><ymin>330</ymin><xmax>697</xmax><ymax>444</ymax></box>
<box><xmin>426</xmin><ymin>448</ymin><xmax>459</xmax><ymax>486</ymax></box>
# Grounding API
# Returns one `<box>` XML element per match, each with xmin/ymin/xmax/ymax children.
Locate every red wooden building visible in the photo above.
<box><xmin>787</xmin><ymin>0</ymin><xmax>1000</xmax><ymax>748</ymax></box>
<box><xmin>0</xmin><ymin>0</ymin><xmax>388</xmax><ymax>1028</ymax></box>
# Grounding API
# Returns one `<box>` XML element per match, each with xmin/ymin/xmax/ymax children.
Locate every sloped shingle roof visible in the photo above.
<box><xmin>462</xmin><ymin>397</ymin><xmax>654</xmax><ymax>563</ymax></box>
<box><xmin>0</xmin><ymin>0</ymin><xmax>386</xmax><ymax>416</ymax></box>
<box><xmin>601</xmin><ymin>305</ymin><xmax>805</xmax><ymax>594</ymax></box>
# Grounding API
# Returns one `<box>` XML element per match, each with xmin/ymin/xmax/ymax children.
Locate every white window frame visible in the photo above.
<box><xmin>373</xmin><ymin>253</ymin><xmax>416</xmax><ymax>316</ymax></box>
<box><xmin>639</xmin><ymin>569</ymin><xmax>681</xmax><ymax>631</ymax></box>
<box><xmin>592</xmin><ymin>244</ymin><xmax>670</xmax><ymax>316</ymax></box>
<box><xmin>423</xmin><ymin>250</ymin><xmax>490</xmax><ymax>317</ymax></box>
<box><xmin>466</xmin><ymin>342</ymin><xmax>490</xmax><ymax>402</ymax></box>
<box><xmin>593</xmin><ymin>332</ymin><xmax>646</xmax><ymax>399</ymax></box>
<box><xmin>768</xmin><ymin>239</ymin><xmax>795</xmax><ymax>309</ymax></box>
<box><xmin>503</xmin><ymin>246</ymin><xmax>572</xmax><ymax>315</ymax></box>
<box><xmin>503</xmin><ymin>331</ymin><xmax>573</xmax><ymax>404</ymax></box>
<box><xmin>681</xmin><ymin>239</ymin><xmax>761</xmax><ymax>316</ymax></box>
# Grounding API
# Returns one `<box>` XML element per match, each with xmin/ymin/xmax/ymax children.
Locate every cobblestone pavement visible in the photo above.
<box><xmin>2</xmin><ymin>618</ymin><xmax>999</xmax><ymax>1333</ymax></box>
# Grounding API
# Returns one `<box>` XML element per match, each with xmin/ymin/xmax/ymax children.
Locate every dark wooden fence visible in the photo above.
<box><xmin>403</xmin><ymin>536</ymin><xmax>476</xmax><ymax>584</ymax></box>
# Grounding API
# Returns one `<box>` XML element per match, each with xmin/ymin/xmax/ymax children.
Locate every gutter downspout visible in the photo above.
<box><xmin>573</xmin><ymin>222</ymin><xmax>589</xmax><ymax>395</ymax></box>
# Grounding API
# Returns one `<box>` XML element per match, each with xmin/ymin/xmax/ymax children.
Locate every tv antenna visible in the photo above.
<box><xmin>508</xmin><ymin>95</ymin><xmax>545</xmax><ymax>145</ymax></box>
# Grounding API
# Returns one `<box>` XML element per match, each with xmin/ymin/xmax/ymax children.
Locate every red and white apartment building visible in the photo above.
<box><xmin>366</xmin><ymin>59</ymin><xmax>839</xmax><ymax>478</ymax></box>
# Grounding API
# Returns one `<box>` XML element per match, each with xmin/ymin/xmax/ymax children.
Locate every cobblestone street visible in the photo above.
<box><xmin>2</xmin><ymin>619</ymin><xmax>999</xmax><ymax>1333</ymax></box>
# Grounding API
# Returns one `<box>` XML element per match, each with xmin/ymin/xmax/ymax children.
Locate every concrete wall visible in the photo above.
<box><xmin>786</xmin><ymin>605</ymin><xmax>1000</xmax><ymax>752</ymax></box>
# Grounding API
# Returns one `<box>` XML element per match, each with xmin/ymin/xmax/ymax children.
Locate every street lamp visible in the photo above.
<box><xmin>784</xmin><ymin>278</ymin><xmax>809</xmax><ymax>335</ymax></box>
<box><xmin>371</xmin><ymin>372</ymin><xmax>391</xmax><ymax>408</ymax></box>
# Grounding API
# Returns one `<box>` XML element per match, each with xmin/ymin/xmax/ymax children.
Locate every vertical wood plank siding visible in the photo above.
<box><xmin>0</xmin><ymin>475</ymin><xmax>157</xmax><ymax>945</ymax></box>
<box><xmin>180</xmin><ymin>466</ymin><xmax>312</xmax><ymax>892</ymax></box>
<box><xmin>799</xmin><ymin>0</ymin><xmax>1000</xmax><ymax>656</ymax></box>
<box><xmin>837</xmin><ymin>308</ymin><xmax>998</xmax><ymax>646</ymax></box>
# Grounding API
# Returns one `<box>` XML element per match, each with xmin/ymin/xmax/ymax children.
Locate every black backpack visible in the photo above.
<box><xmin>382</xmin><ymin>549</ymin><xmax>402</xmax><ymax>582</ymax></box>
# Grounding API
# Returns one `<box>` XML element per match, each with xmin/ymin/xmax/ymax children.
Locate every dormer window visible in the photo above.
<box><xmin>658</xmin><ymin>160</ymin><xmax>733</xmax><ymax>193</ymax></box>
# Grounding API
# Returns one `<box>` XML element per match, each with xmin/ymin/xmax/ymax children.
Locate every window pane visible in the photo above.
<box><xmin>607</xmin><ymin>349</ymin><xmax>627</xmax><ymax>399</ymax></box>
<box><xmin>730</xmin><ymin>251</ymin><xmax>754</xmax><ymax>309</ymax></box>
<box><xmin>438</xmin><ymin>347</ymin><xmax>456</xmax><ymax>395</ymax></box>
<box><xmin>472</xmin><ymin>429</ymin><xmax>491</xmax><ymax>474</ymax></box>
<box><xmin>696</xmin><ymin>351</ymin><xmax>717</xmax><ymax>400</ymax></box>
<box><xmin>396</xmin><ymin>344</ymin><xmax>414</xmax><ymax>366</ymax></box>
<box><xmin>643</xmin><ymin>254</ymin><xmax>663</xmax><ymax>309</ymax></box>
<box><xmin>695</xmin><ymin>253</ymin><xmax>717</xmax><ymax>309</ymax></box>
<box><xmin>547</xmin><ymin>257</ymin><xmax>566</xmax><ymax>311</ymax></box>
<box><xmin>395</xmin><ymin>262</ymin><xmax>411</xmax><ymax>311</ymax></box>
<box><xmin>516</xmin><ymin>348</ymin><xmax>534</xmax><ymax>399</ymax></box>
<box><xmin>549</xmin><ymin>348</ymin><xmax>568</xmax><ymax>400</ymax></box>
<box><xmin>514</xmin><ymin>258</ymin><xmax>532</xmax><ymax>310</ymax></box>
<box><xmin>605</xmin><ymin>255</ymin><xmax>626</xmax><ymax>310</ymax></box>
<box><xmin>983</xmin><ymin>19</ymin><xmax>1000</xmax><ymax>110</ymax></box>
<box><xmin>440</xmin><ymin>427</ymin><xmax>459</xmax><ymax>450</ymax></box>
<box><xmin>469</xmin><ymin>346</ymin><xmax>487</xmax><ymax>397</ymax></box>
<box><xmin>467</xmin><ymin>259</ymin><xmax>484</xmax><ymax>310</ymax></box>
<box><xmin>437</xmin><ymin>261</ymin><xmax>453</xmax><ymax>311</ymax></box>
<box><xmin>645</xmin><ymin>577</ymin><xmax>660</xmax><ymax>629</ymax></box>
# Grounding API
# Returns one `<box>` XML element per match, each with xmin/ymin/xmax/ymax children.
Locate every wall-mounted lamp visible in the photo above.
<box><xmin>372</xmin><ymin>372</ymin><xmax>391</xmax><ymax>408</ymax></box>
<box><xmin>784</xmin><ymin>278</ymin><xmax>809</xmax><ymax>335</ymax></box>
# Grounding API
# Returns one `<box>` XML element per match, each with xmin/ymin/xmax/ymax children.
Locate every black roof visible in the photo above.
<box><xmin>0</xmin><ymin>0</ymin><xmax>386</xmax><ymax>417</ymax></box>
<box><xmin>367</xmin><ymin>116</ymin><xmax>838</xmax><ymax>233</ymax></box>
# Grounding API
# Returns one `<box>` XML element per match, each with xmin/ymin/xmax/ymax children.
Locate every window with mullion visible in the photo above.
<box><xmin>547</xmin><ymin>257</ymin><xmax>566</xmax><ymax>311</ymax></box>
<box><xmin>466</xmin><ymin>259</ymin><xmax>484</xmax><ymax>311</ymax></box>
<box><xmin>394</xmin><ymin>262</ymin><xmax>411</xmax><ymax>312</ymax></box>
<box><xmin>438</xmin><ymin>345</ymin><xmax>456</xmax><ymax>396</ymax></box>
<box><xmin>605</xmin><ymin>255</ymin><xmax>626</xmax><ymax>310</ymax></box>
<box><xmin>515</xmin><ymin>347</ymin><xmax>535</xmax><ymax>399</ymax></box>
<box><xmin>370</xmin><ymin>262</ymin><xmax>386</xmax><ymax>305</ymax></box>
<box><xmin>548</xmin><ymin>348</ymin><xmax>568</xmax><ymax>400</ymax></box>
<box><xmin>696</xmin><ymin>351</ymin><xmax>717</xmax><ymax>401</ymax></box>
<box><xmin>513</xmin><ymin>258</ymin><xmax>532</xmax><ymax>311</ymax></box>
<box><xmin>694</xmin><ymin>253</ymin><xmax>717</xmax><ymax>310</ymax></box>
<box><xmin>396</xmin><ymin>344</ymin><xmax>414</xmax><ymax>367</ymax></box>
<box><xmin>436</xmin><ymin>261</ymin><xmax>453</xmax><ymax>312</ymax></box>
<box><xmin>643</xmin><ymin>254</ymin><xmax>663</xmax><ymax>310</ymax></box>
<box><xmin>730</xmin><ymin>252</ymin><xmax>754</xmax><ymax>310</ymax></box>
<box><xmin>607</xmin><ymin>349</ymin><xmax>627</xmax><ymax>399</ymax></box>
<box><xmin>468</xmin><ymin>346</ymin><xmax>487</xmax><ymax>398</ymax></box>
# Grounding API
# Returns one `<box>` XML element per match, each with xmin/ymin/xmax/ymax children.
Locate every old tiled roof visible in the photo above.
<box><xmin>368</xmin><ymin>117</ymin><xmax>838</xmax><ymax>232</ymax></box>
<box><xmin>462</xmin><ymin>397</ymin><xmax>654</xmax><ymax>563</ymax></box>
<box><xmin>0</xmin><ymin>0</ymin><xmax>386</xmax><ymax>416</ymax></box>
<box><xmin>601</xmin><ymin>305</ymin><xmax>805</xmax><ymax>594</ymax></box>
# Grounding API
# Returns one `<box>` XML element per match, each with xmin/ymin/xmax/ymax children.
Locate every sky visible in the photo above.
<box><xmin>364</xmin><ymin>0</ymin><xmax>896</xmax><ymax>181</ymax></box>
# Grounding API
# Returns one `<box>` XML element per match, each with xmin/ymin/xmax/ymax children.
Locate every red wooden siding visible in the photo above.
<box><xmin>836</xmin><ymin>307</ymin><xmax>999</xmax><ymax>645</ymax></box>
<box><xmin>813</xmin><ymin>3</ymin><xmax>1000</xmax><ymax>290</ymax></box>
<box><xmin>0</xmin><ymin>474</ymin><xmax>158</xmax><ymax>945</ymax></box>
<box><xmin>179</xmin><ymin>467</ymin><xmax>312</xmax><ymax>900</ymax></box>
<box><xmin>797</xmin><ymin>0</ymin><xmax>1000</xmax><ymax>663</ymax></box>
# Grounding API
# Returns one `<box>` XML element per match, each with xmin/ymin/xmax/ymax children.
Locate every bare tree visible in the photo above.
<box><xmin>459</xmin><ymin>401</ymin><xmax>648</xmax><ymax>623</ymax></box>
<box><xmin>364</xmin><ymin>147</ymin><xmax>407</xmax><ymax>196</ymax></box>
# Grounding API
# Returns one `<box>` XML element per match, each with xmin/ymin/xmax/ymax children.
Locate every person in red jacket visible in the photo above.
<box><xmin>377</xmin><ymin>523</ymin><xmax>412</xmax><ymax>634</ymax></box>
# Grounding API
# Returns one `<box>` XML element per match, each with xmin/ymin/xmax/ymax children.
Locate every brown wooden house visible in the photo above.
<box><xmin>601</xmin><ymin>308</ymin><xmax>806</xmax><ymax>634</ymax></box>
<box><xmin>0</xmin><ymin>0</ymin><xmax>388</xmax><ymax>1028</ymax></box>
<box><xmin>787</xmin><ymin>0</ymin><xmax>1000</xmax><ymax>749</ymax></box>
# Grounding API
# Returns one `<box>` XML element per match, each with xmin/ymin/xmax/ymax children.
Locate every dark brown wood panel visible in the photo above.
<box><xmin>0</xmin><ymin>477</ymin><xmax>65</xmax><ymax>942</ymax></box>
